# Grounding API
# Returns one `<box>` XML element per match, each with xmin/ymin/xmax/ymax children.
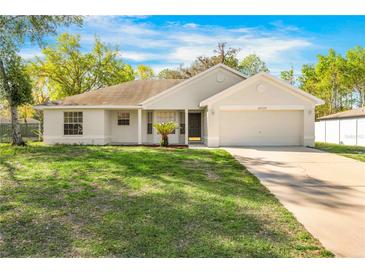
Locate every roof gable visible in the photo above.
<box><xmin>200</xmin><ymin>72</ymin><xmax>324</xmax><ymax>107</ymax></box>
<box><xmin>140</xmin><ymin>63</ymin><xmax>246</xmax><ymax>107</ymax></box>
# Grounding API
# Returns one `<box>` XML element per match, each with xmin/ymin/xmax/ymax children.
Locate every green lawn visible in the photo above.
<box><xmin>315</xmin><ymin>142</ymin><xmax>365</xmax><ymax>162</ymax></box>
<box><xmin>0</xmin><ymin>143</ymin><xmax>332</xmax><ymax>257</ymax></box>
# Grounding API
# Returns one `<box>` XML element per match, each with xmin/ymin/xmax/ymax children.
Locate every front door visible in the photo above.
<box><xmin>188</xmin><ymin>113</ymin><xmax>201</xmax><ymax>141</ymax></box>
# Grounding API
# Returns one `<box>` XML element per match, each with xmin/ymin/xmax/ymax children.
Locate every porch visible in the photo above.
<box><xmin>107</xmin><ymin>109</ymin><xmax>207</xmax><ymax>145</ymax></box>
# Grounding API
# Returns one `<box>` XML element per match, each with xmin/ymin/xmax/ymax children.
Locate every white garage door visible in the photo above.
<box><xmin>219</xmin><ymin>110</ymin><xmax>303</xmax><ymax>146</ymax></box>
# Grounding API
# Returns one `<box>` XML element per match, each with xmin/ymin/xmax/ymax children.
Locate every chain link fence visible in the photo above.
<box><xmin>0</xmin><ymin>123</ymin><xmax>41</xmax><ymax>143</ymax></box>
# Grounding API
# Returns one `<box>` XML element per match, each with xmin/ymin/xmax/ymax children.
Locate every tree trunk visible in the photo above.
<box><xmin>10</xmin><ymin>104</ymin><xmax>24</xmax><ymax>145</ymax></box>
<box><xmin>160</xmin><ymin>135</ymin><xmax>168</xmax><ymax>147</ymax></box>
<box><xmin>0</xmin><ymin>58</ymin><xmax>25</xmax><ymax>145</ymax></box>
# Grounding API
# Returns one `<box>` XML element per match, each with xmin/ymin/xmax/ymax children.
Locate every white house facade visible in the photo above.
<box><xmin>35</xmin><ymin>64</ymin><xmax>324</xmax><ymax>147</ymax></box>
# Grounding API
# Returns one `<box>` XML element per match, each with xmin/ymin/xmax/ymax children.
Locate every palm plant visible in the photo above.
<box><xmin>153</xmin><ymin>121</ymin><xmax>178</xmax><ymax>147</ymax></box>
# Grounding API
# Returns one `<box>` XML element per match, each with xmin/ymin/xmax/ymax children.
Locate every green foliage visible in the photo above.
<box><xmin>238</xmin><ymin>54</ymin><xmax>269</xmax><ymax>77</ymax></box>
<box><xmin>158</xmin><ymin>67</ymin><xmax>187</xmax><ymax>79</ymax></box>
<box><xmin>0</xmin><ymin>16</ymin><xmax>82</xmax><ymax>145</ymax></box>
<box><xmin>29</xmin><ymin>33</ymin><xmax>135</xmax><ymax>99</ymax></box>
<box><xmin>345</xmin><ymin>46</ymin><xmax>365</xmax><ymax>106</ymax></box>
<box><xmin>136</xmin><ymin>64</ymin><xmax>154</xmax><ymax>79</ymax></box>
<box><xmin>153</xmin><ymin>121</ymin><xmax>178</xmax><ymax>147</ymax></box>
<box><xmin>280</xmin><ymin>66</ymin><xmax>296</xmax><ymax>85</ymax></box>
<box><xmin>299</xmin><ymin>47</ymin><xmax>365</xmax><ymax>117</ymax></box>
<box><xmin>0</xmin><ymin>16</ymin><xmax>83</xmax><ymax>50</ymax></box>
<box><xmin>158</xmin><ymin>43</ymin><xmax>240</xmax><ymax>79</ymax></box>
<box><xmin>0</xmin><ymin>53</ymin><xmax>32</xmax><ymax>107</ymax></box>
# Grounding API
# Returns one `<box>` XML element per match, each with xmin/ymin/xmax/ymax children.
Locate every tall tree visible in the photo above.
<box><xmin>280</xmin><ymin>66</ymin><xmax>296</xmax><ymax>85</ymax></box>
<box><xmin>238</xmin><ymin>54</ymin><xmax>269</xmax><ymax>77</ymax></box>
<box><xmin>158</xmin><ymin>68</ymin><xmax>187</xmax><ymax>80</ymax></box>
<box><xmin>29</xmin><ymin>33</ymin><xmax>135</xmax><ymax>99</ymax></box>
<box><xmin>0</xmin><ymin>15</ymin><xmax>82</xmax><ymax>145</ymax></box>
<box><xmin>136</xmin><ymin>64</ymin><xmax>154</xmax><ymax>80</ymax></box>
<box><xmin>299</xmin><ymin>64</ymin><xmax>330</xmax><ymax>118</ymax></box>
<box><xmin>0</xmin><ymin>52</ymin><xmax>32</xmax><ymax>145</ymax></box>
<box><xmin>316</xmin><ymin>49</ymin><xmax>348</xmax><ymax>113</ymax></box>
<box><xmin>345</xmin><ymin>46</ymin><xmax>365</xmax><ymax>107</ymax></box>
<box><xmin>158</xmin><ymin>42</ymin><xmax>240</xmax><ymax>79</ymax></box>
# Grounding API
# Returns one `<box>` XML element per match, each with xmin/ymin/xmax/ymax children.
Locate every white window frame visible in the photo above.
<box><xmin>157</xmin><ymin>111</ymin><xmax>176</xmax><ymax>123</ymax></box>
<box><xmin>64</xmin><ymin>112</ymin><xmax>83</xmax><ymax>136</ymax></box>
<box><xmin>118</xmin><ymin>112</ymin><xmax>130</xmax><ymax>126</ymax></box>
<box><xmin>147</xmin><ymin>111</ymin><xmax>153</xmax><ymax>134</ymax></box>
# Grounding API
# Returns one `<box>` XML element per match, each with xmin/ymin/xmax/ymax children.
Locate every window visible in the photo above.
<box><xmin>147</xmin><ymin>111</ymin><xmax>153</xmax><ymax>134</ymax></box>
<box><xmin>179</xmin><ymin>112</ymin><xmax>185</xmax><ymax>134</ymax></box>
<box><xmin>64</xmin><ymin>112</ymin><xmax>83</xmax><ymax>135</ymax></box>
<box><xmin>157</xmin><ymin>111</ymin><xmax>176</xmax><ymax>134</ymax></box>
<box><xmin>118</xmin><ymin>112</ymin><xmax>130</xmax><ymax>125</ymax></box>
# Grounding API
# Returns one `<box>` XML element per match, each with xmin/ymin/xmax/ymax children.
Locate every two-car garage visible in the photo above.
<box><xmin>219</xmin><ymin>110</ymin><xmax>304</xmax><ymax>146</ymax></box>
<box><xmin>199</xmin><ymin>72</ymin><xmax>324</xmax><ymax>147</ymax></box>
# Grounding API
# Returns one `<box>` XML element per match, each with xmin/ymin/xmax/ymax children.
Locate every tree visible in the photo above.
<box><xmin>158</xmin><ymin>68</ymin><xmax>187</xmax><ymax>79</ymax></box>
<box><xmin>153</xmin><ymin>122</ymin><xmax>178</xmax><ymax>147</ymax></box>
<box><xmin>26</xmin><ymin>71</ymin><xmax>50</xmax><ymax>132</ymax></box>
<box><xmin>299</xmin><ymin>49</ymin><xmax>351</xmax><ymax>118</ymax></box>
<box><xmin>238</xmin><ymin>54</ymin><xmax>269</xmax><ymax>77</ymax></box>
<box><xmin>299</xmin><ymin>64</ymin><xmax>330</xmax><ymax>118</ymax></box>
<box><xmin>0</xmin><ymin>15</ymin><xmax>82</xmax><ymax>145</ymax></box>
<box><xmin>280</xmin><ymin>66</ymin><xmax>296</xmax><ymax>85</ymax></box>
<box><xmin>0</xmin><ymin>53</ymin><xmax>33</xmax><ymax>145</ymax></box>
<box><xmin>136</xmin><ymin>64</ymin><xmax>154</xmax><ymax>80</ymax></box>
<box><xmin>345</xmin><ymin>46</ymin><xmax>365</xmax><ymax>107</ymax></box>
<box><xmin>316</xmin><ymin>49</ymin><xmax>349</xmax><ymax>113</ymax></box>
<box><xmin>18</xmin><ymin>104</ymin><xmax>35</xmax><ymax>124</ymax></box>
<box><xmin>29</xmin><ymin>33</ymin><xmax>135</xmax><ymax>99</ymax></box>
<box><xmin>158</xmin><ymin>43</ymin><xmax>240</xmax><ymax>79</ymax></box>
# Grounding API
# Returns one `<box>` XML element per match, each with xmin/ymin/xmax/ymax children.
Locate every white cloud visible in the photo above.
<box><xmin>33</xmin><ymin>16</ymin><xmax>314</xmax><ymax>71</ymax></box>
<box><xmin>120</xmin><ymin>51</ymin><xmax>161</xmax><ymax>62</ymax></box>
<box><xmin>19</xmin><ymin>49</ymin><xmax>43</xmax><ymax>60</ymax></box>
<box><xmin>183</xmin><ymin>23</ymin><xmax>199</xmax><ymax>29</ymax></box>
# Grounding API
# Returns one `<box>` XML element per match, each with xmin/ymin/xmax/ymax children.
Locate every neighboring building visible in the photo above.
<box><xmin>315</xmin><ymin>107</ymin><xmax>365</xmax><ymax>146</ymax></box>
<box><xmin>35</xmin><ymin>64</ymin><xmax>323</xmax><ymax>147</ymax></box>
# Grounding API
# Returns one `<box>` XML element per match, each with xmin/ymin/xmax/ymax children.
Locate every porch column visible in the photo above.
<box><xmin>185</xmin><ymin>109</ymin><xmax>189</xmax><ymax>145</ymax></box>
<box><xmin>138</xmin><ymin>109</ymin><xmax>142</xmax><ymax>145</ymax></box>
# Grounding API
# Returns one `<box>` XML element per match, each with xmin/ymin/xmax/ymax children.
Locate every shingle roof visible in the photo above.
<box><xmin>318</xmin><ymin>107</ymin><xmax>365</xmax><ymax>120</ymax></box>
<box><xmin>39</xmin><ymin>79</ymin><xmax>185</xmax><ymax>107</ymax></box>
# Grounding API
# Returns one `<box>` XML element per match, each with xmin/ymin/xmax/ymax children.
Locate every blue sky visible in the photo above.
<box><xmin>20</xmin><ymin>16</ymin><xmax>365</xmax><ymax>75</ymax></box>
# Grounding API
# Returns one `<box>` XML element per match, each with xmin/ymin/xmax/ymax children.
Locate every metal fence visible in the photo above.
<box><xmin>0</xmin><ymin>123</ymin><xmax>41</xmax><ymax>143</ymax></box>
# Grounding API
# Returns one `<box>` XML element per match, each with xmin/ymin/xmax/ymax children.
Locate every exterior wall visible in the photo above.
<box><xmin>315</xmin><ymin>118</ymin><xmax>365</xmax><ymax>146</ymax></box>
<box><xmin>151</xmin><ymin>110</ymin><xmax>181</xmax><ymax>144</ymax></box>
<box><xmin>203</xmin><ymin>109</ymin><xmax>208</xmax><ymax>144</ymax></box>
<box><xmin>43</xmin><ymin>109</ymin><xmax>186</xmax><ymax>145</ymax></box>
<box><xmin>110</xmin><ymin>110</ymin><xmax>138</xmax><ymax>144</ymax></box>
<box><xmin>144</xmin><ymin>67</ymin><xmax>244</xmax><ymax>110</ymax></box>
<box><xmin>43</xmin><ymin>109</ymin><xmax>108</xmax><ymax>145</ymax></box>
<box><xmin>205</xmin><ymin>77</ymin><xmax>316</xmax><ymax>147</ymax></box>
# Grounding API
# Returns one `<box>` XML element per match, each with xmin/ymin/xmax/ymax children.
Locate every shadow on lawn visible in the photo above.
<box><xmin>0</xmin><ymin>145</ymin><xmax>330</xmax><ymax>257</ymax></box>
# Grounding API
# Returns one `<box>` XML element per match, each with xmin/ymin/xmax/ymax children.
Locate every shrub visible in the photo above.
<box><xmin>153</xmin><ymin>122</ymin><xmax>178</xmax><ymax>147</ymax></box>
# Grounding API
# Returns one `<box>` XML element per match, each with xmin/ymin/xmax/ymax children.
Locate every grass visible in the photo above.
<box><xmin>0</xmin><ymin>143</ymin><xmax>333</xmax><ymax>258</ymax></box>
<box><xmin>315</xmin><ymin>142</ymin><xmax>365</xmax><ymax>162</ymax></box>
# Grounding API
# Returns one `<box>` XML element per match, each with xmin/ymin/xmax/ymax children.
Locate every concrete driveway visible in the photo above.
<box><xmin>224</xmin><ymin>146</ymin><xmax>365</xmax><ymax>258</ymax></box>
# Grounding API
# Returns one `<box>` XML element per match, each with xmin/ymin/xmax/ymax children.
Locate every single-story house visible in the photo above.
<box><xmin>35</xmin><ymin>64</ymin><xmax>324</xmax><ymax>147</ymax></box>
<box><xmin>315</xmin><ymin>107</ymin><xmax>365</xmax><ymax>146</ymax></box>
